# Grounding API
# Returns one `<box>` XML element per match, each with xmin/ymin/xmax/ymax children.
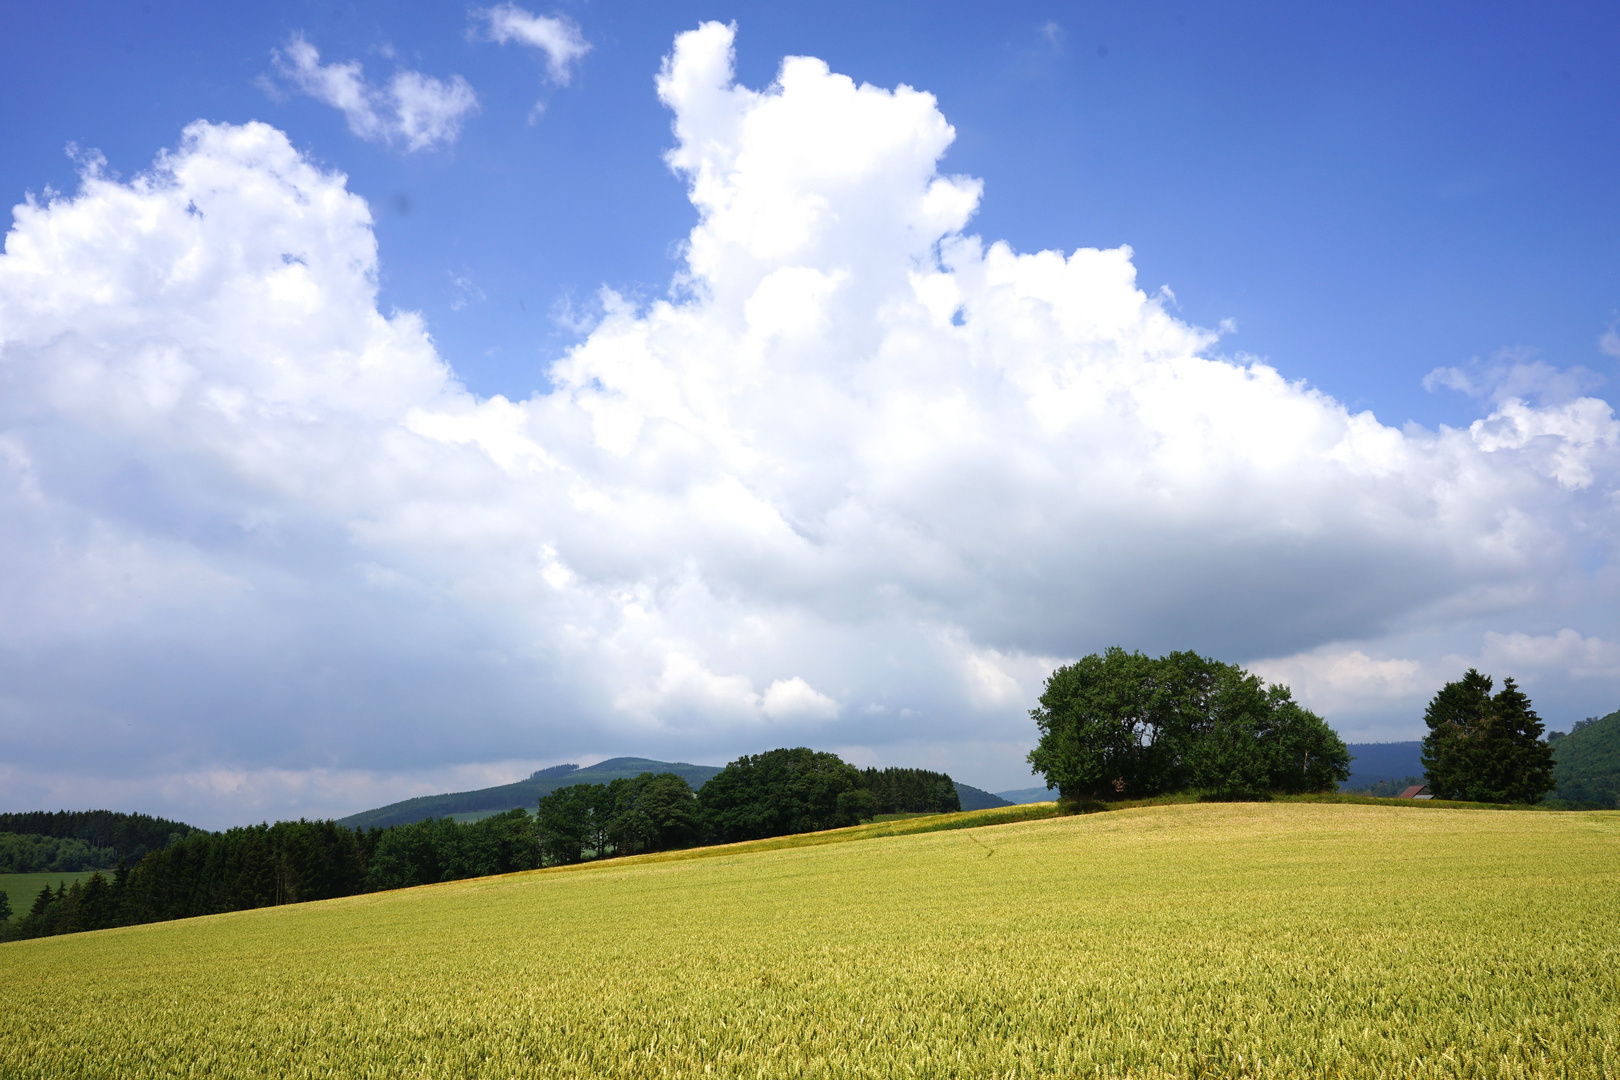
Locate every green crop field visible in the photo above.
<box><xmin>2</xmin><ymin>801</ymin><xmax>1616</xmax><ymax>1079</ymax></box>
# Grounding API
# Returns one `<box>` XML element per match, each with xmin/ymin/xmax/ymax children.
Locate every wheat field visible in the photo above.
<box><xmin>2</xmin><ymin>801</ymin><xmax>1616</xmax><ymax>1079</ymax></box>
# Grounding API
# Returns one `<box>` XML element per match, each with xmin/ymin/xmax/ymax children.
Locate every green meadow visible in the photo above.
<box><xmin>2</xmin><ymin>801</ymin><xmax>1616</xmax><ymax>1079</ymax></box>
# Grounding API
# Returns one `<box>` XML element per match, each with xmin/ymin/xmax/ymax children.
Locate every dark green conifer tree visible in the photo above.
<box><xmin>1421</xmin><ymin>670</ymin><xmax>1556</xmax><ymax>802</ymax></box>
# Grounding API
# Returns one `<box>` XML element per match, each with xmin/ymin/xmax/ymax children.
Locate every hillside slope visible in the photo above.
<box><xmin>952</xmin><ymin>782</ymin><xmax>1013</xmax><ymax>810</ymax></box>
<box><xmin>1552</xmin><ymin>709</ymin><xmax>1620</xmax><ymax>807</ymax></box>
<box><xmin>337</xmin><ymin>758</ymin><xmax>724</xmax><ymax>828</ymax></box>
<box><xmin>3</xmin><ymin>802</ymin><xmax>1615</xmax><ymax>1079</ymax></box>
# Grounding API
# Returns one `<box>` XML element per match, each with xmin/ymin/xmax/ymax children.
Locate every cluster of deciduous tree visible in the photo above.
<box><xmin>535</xmin><ymin>772</ymin><xmax>699</xmax><ymax>864</ymax></box>
<box><xmin>1421</xmin><ymin>670</ymin><xmax>1556</xmax><ymax>803</ymax></box>
<box><xmin>360</xmin><ymin>810</ymin><xmax>541</xmax><ymax>889</ymax></box>
<box><xmin>531</xmin><ymin>753</ymin><xmax>958</xmax><ymax>861</ymax></box>
<box><xmin>0</xmin><ymin>832</ymin><xmax>119</xmax><ymax>874</ymax></box>
<box><xmin>1027</xmin><ymin>648</ymin><xmax>1352</xmax><ymax>799</ymax></box>
<box><xmin>699</xmin><ymin>748</ymin><xmax>878</xmax><ymax>842</ymax></box>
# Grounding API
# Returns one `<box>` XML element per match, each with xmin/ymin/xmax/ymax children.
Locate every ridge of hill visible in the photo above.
<box><xmin>336</xmin><ymin>758</ymin><xmax>724</xmax><ymax>829</ymax></box>
<box><xmin>952</xmin><ymin>783</ymin><xmax>1013</xmax><ymax>811</ymax></box>
<box><xmin>1551</xmin><ymin>709</ymin><xmax>1620</xmax><ymax>807</ymax></box>
<box><xmin>1339</xmin><ymin>741</ymin><xmax>1423</xmax><ymax>791</ymax></box>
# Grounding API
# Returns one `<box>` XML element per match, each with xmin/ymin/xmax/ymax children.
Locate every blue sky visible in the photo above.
<box><xmin>2</xmin><ymin>2</ymin><xmax>1618</xmax><ymax>825</ymax></box>
<box><xmin>9</xmin><ymin>1</ymin><xmax>1614</xmax><ymax>418</ymax></box>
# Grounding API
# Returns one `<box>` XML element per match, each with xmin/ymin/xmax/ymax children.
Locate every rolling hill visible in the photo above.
<box><xmin>1551</xmin><ymin>709</ymin><xmax>1620</xmax><ymax>807</ymax></box>
<box><xmin>951</xmin><ymin>783</ymin><xmax>1013</xmax><ymax>811</ymax></box>
<box><xmin>4</xmin><ymin>801</ymin><xmax>1615</xmax><ymax>1077</ymax></box>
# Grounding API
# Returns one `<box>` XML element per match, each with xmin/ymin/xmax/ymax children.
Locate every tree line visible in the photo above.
<box><xmin>534</xmin><ymin>752</ymin><xmax>958</xmax><ymax>861</ymax></box>
<box><xmin>0</xmin><ymin>832</ymin><xmax>120</xmax><ymax>874</ymax></box>
<box><xmin>3</xmin><ymin>752</ymin><xmax>958</xmax><ymax>941</ymax></box>
<box><xmin>0</xmin><ymin>810</ymin><xmax>199</xmax><ymax>862</ymax></box>
<box><xmin>1028</xmin><ymin>650</ymin><xmax>1565</xmax><ymax>807</ymax></box>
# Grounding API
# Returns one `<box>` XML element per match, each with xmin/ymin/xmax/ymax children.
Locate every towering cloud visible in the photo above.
<box><xmin>1</xmin><ymin>24</ymin><xmax>1615</xmax><ymax>824</ymax></box>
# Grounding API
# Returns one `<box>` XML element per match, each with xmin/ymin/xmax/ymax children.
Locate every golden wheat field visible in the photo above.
<box><xmin>1</xmin><ymin>801</ymin><xmax>1616</xmax><ymax>1079</ymax></box>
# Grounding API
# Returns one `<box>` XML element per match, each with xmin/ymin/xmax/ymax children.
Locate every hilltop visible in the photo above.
<box><xmin>336</xmin><ymin>758</ymin><xmax>724</xmax><ymax>829</ymax></box>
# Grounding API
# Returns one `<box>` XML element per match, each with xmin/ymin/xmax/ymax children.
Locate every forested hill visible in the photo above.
<box><xmin>953</xmin><ymin>784</ymin><xmax>1013</xmax><ymax>811</ymax></box>
<box><xmin>337</xmin><ymin>758</ymin><xmax>725</xmax><ymax>829</ymax></box>
<box><xmin>0</xmin><ymin>810</ymin><xmax>199</xmax><ymax>861</ymax></box>
<box><xmin>1551</xmin><ymin>709</ymin><xmax>1619</xmax><ymax>807</ymax></box>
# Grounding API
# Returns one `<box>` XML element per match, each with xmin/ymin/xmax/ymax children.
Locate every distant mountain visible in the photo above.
<box><xmin>953</xmin><ymin>783</ymin><xmax>1013</xmax><ymax>811</ymax></box>
<box><xmin>338</xmin><ymin>757</ymin><xmax>724</xmax><ymax>829</ymax></box>
<box><xmin>1340</xmin><ymin>742</ymin><xmax>1424</xmax><ymax>792</ymax></box>
<box><xmin>996</xmin><ymin>786</ymin><xmax>1059</xmax><ymax>804</ymax></box>
<box><xmin>985</xmin><ymin>745</ymin><xmax>1437</xmax><ymax>799</ymax></box>
<box><xmin>1551</xmin><ymin>709</ymin><xmax>1619</xmax><ymax>807</ymax></box>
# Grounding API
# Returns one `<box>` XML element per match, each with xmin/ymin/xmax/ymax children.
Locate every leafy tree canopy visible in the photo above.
<box><xmin>1027</xmin><ymin>647</ymin><xmax>1350</xmax><ymax>800</ymax></box>
<box><xmin>698</xmin><ymin>748</ymin><xmax>877</xmax><ymax>843</ymax></box>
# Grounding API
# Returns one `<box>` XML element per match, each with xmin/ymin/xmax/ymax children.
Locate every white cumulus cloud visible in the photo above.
<box><xmin>2</xmin><ymin>23</ymin><xmax>1619</xmax><ymax>824</ymax></box>
<box><xmin>1476</xmin><ymin>629</ymin><xmax>1620</xmax><ymax>679</ymax></box>
<box><xmin>273</xmin><ymin>35</ymin><xmax>478</xmax><ymax>151</ymax></box>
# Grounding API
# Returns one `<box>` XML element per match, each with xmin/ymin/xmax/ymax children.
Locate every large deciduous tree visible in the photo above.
<box><xmin>1421</xmin><ymin>670</ymin><xmax>1556</xmax><ymax>803</ymax></box>
<box><xmin>698</xmin><ymin>748</ymin><xmax>877</xmax><ymax>843</ymax></box>
<box><xmin>1027</xmin><ymin>647</ymin><xmax>1350</xmax><ymax>799</ymax></box>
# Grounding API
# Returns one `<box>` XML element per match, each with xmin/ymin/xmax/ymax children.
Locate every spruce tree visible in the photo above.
<box><xmin>28</xmin><ymin>884</ymin><xmax>55</xmax><ymax>919</ymax></box>
<box><xmin>1421</xmin><ymin>669</ymin><xmax>1494</xmax><ymax>799</ymax></box>
<box><xmin>1477</xmin><ymin>678</ymin><xmax>1556</xmax><ymax>803</ymax></box>
<box><xmin>1421</xmin><ymin>670</ymin><xmax>1556</xmax><ymax>802</ymax></box>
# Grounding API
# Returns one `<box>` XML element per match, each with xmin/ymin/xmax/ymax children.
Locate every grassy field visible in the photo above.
<box><xmin>1</xmin><ymin>801</ymin><xmax>1616</xmax><ymax>1079</ymax></box>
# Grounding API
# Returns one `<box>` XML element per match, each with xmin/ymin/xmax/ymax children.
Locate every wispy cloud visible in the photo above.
<box><xmin>1601</xmin><ymin>322</ymin><xmax>1620</xmax><ymax>360</ymax></box>
<box><xmin>474</xmin><ymin>5</ymin><xmax>590</xmax><ymax>113</ymax></box>
<box><xmin>1423</xmin><ymin>347</ymin><xmax>1604</xmax><ymax>404</ymax></box>
<box><xmin>272</xmin><ymin>35</ymin><xmax>478</xmax><ymax>151</ymax></box>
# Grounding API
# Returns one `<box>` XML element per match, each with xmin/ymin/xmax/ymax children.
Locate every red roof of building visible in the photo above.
<box><xmin>1397</xmin><ymin>784</ymin><xmax>1430</xmax><ymax>799</ymax></box>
